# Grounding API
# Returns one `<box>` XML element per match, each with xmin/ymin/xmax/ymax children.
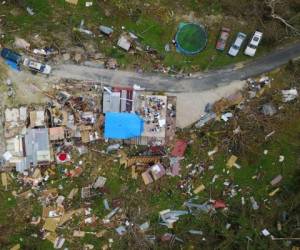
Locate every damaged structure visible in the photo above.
<box><xmin>102</xmin><ymin>86</ymin><xmax>177</xmax><ymax>146</ymax></box>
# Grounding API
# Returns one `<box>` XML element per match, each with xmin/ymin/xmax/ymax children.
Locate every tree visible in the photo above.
<box><xmin>264</xmin><ymin>0</ymin><xmax>300</xmax><ymax>35</ymax></box>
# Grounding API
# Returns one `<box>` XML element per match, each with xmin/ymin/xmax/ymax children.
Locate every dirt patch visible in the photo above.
<box><xmin>6</xmin><ymin>69</ymin><xmax>56</xmax><ymax>106</ymax></box>
<box><xmin>172</xmin><ymin>80</ymin><xmax>246</xmax><ymax>128</ymax></box>
<box><xmin>0</xmin><ymin>60</ymin><xmax>8</xmax><ymax>80</ymax></box>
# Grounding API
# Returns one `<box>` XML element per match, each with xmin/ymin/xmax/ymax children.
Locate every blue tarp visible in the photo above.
<box><xmin>104</xmin><ymin>112</ymin><xmax>144</xmax><ymax>139</ymax></box>
<box><xmin>5</xmin><ymin>60</ymin><xmax>20</xmax><ymax>71</ymax></box>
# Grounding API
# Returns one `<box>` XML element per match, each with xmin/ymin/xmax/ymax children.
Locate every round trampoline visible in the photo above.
<box><xmin>175</xmin><ymin>22</ymin><xmax>208</xmax><ymax>55</ymax></box>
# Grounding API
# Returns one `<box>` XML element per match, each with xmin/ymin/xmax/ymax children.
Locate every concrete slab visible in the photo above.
<box><xmin>172</xmin><ymin>80</ymin><xmax>246</xmax><ymax>128</ymax></box>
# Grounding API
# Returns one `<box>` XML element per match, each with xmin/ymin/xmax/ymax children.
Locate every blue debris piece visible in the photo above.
<box><xmin>104</xmin><ymin>112</ymin><xmax>144</xmax><ymax>139</ymax></box>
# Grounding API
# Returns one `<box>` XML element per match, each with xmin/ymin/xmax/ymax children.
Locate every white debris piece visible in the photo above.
<box><xmin>241</xmin><ymin>197</ymin><xmax>245</xmax><ymax>206</ymax></box>
<box><xmin>159</xmin><ymin>209</ymin><xmax>188</xmax><ymax>228</ymax></box>
<box><xmin>189</xmin><ymin>230</ymin><xmax>203</xmax><ymax>235</ymax></box>
<box><xmin>56</xmin><ymin>196</ymin><xmax>65</xmax><ymax>206</ymax></box>
<box><xmin>208</xmin><ymin>147</ymin><xmax>218</xmax><ymax>157</ymax></box>
<box><xmin>139</xmin><ymin>221</ymin><xmax>150</xmax><ymax>231</ymax></box>
<box><xmin>2</xmin><ymin>151</ymin><xmax>12</xmax><ymax>161</ymax></box>
<box><xmin>221</xmin><ymin>112</ymin><xmax>233</xmax><ymax>122</ymax></box>
<box><xmin>279</xmin><ymin>155</ymin><xmax>285</xmax><ymax>162</ymax></box>
<box><xmin>14</xmin><ymin>37</ymin><xmax>30</xmax><ymax>50</ymax></box>
<box><xmin>26</xmin><ymin>6</ymin><xmax>34</xmax><ymax>15</ymax></box>
<box><xmin>259</xmin><ymin>76</ymin><xmax>271</xmax><ymax>85</ymax></box>
<box><xmin>281</xmin><ymin>89</ymin><xmax>298</xmax><ymax>102</ymax></box>
<box><xmin>117</xmin><ymin>35</ymin><xmax>131</xmax><ymax>51</ymax></box>
<box><xmin>212</xmin><ymin>175</ymin><xmax>219</xmax><ymax>183</ymax></box>
<box><xmin>115</xmin><ymin>225</ymin><xmax>126</xmax><ymax>235</ymax></box>
<box><xmin>103</xmin><ymin>199</ymin><xmax>110</xmax><ymax>210</ymax></box>
<box><xmin>250</xmin><ymin>196</ymin><xmax>259</xmax><ymax>210</ymax></box>
<box><xmin>261</xmin><ymin>229</ymin><xmax>271</xmax><ymax>237</ymax></box>
<box><xmin>93</xmin><ymin>176</ymin><xmax>107</xmax><ymax>189</ymax></box>
<box><xmin>106</xmin><ymin>144</ymin><xmax>120</xmax><ymax>153</ymax></box>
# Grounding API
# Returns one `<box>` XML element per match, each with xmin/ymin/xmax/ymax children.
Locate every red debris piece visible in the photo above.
<box><xmin>149</xmin><ymin>146</ymin><xmax>165</xmax><ymax>155</ymax></box>
<box><xmin>213</xmin><ymin>200</ymin><xmax>226</xmax><ymax>209</ymax></box>
<box><xmin>161</xmin><ymin>233</ymin><xmax>173</xmax><ymax>242</ymax></box>
<box><xmin>58</xmin><ymin>152</ymin><xmax>67</xmax><ymax>161</ymax></box>
<box><xmin>171</xmin><ymin>140</ymin><xmax>188</xmax><ymax>157</ymax></box>
<box><xmin>69</xmin><ymin>166</ymin><xmax>83</xmax><ymax>177</ymax></box>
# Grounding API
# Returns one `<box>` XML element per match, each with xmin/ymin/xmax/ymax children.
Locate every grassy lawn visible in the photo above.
<box><xmin>0</xmin><ymin>0</ymin><xmax>281</xmax><ymax>72</ymax></box>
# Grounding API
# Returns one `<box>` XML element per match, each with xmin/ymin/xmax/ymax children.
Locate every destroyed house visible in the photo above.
<box><xmin>30</xmin><ymin>110</ymin><xmax>46</xmax><ymax>128</ymax></box>
<box><xmin>5</xmin><ymin>128</ymin><xmax>51</xmax><ymax>172</ymax></box>
<box><xmin>102</xmin><ymin>87</ymin><xmax>134</xmax><ymax>113</ymax></box>
<box><xmin>102</xmin><ymin>88</ymin><xmax>177</xmax><ymax>145</ymax></box>
<box><xmin>24</xmin><ymin>128</ymin><xmax>51</xmax><ymax>168</ymax></box>
<box><xmin>133</xmin><ymin>95</ymin><xmax>168</xmax><ymax>145</ymax></box>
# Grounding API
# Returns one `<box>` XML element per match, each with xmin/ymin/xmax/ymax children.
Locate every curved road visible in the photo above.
<box><xmin>52</xmin><ymin>42</ymin><xmax>300</xmax><ymax>92</ymax></box>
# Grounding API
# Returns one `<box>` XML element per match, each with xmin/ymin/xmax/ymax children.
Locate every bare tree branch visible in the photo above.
<box><xmin>265</xmin><ymin>0</ymin><xmax>300</xmax><ymax>35</ymax></box>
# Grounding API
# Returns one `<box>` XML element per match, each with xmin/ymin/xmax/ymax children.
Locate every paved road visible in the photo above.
<box><xmin>52</xmin><ymin>42</ymin><xmax>300</xmax><ymax>92</ymax></box>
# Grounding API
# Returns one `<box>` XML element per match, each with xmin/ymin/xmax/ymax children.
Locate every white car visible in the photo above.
<box><xmin>244</xmin><ymin>31</ymin><xmax>263</xmax><ymax>57</ymax></box>
<box><xmin>228</xmin><ymin>32</ymin><xmax>247</xmax><ymax>57</ymax></box>
<box><xmin>23</xmin><ymin>58</ymin><xmax>52</xmax><ymax>75</ymax></box>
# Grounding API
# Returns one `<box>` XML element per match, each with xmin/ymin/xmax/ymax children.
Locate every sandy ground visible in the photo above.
<box><xmin>7</xmin><ymin>70</ymin><xmax>53</xmax><ymax>105</ymax></box>
<box><xmin>172</xmin><ymin>80</ymin><xmax>246</xmax><ymax>128</ymax></box>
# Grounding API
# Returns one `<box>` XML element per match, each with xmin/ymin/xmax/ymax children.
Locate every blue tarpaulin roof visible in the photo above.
<box><xmin>104</xmin><ymin>112</ymin><xmax>144</xmax><ymax>139</ymax></box>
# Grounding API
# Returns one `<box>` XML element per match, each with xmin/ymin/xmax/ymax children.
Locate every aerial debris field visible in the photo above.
<box><xmin>0</xmin><ymin>1</ymin><xmax>300</xmax><ymax>250</ymax></box>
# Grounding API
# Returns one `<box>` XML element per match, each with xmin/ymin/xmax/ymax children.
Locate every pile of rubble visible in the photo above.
<box><xmin>1</xmin><ymin>73</ymin><xmax>299</xmax><ymax>249</ymax></box>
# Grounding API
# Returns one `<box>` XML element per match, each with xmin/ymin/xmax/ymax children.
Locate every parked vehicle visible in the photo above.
<box><xmin>244</xmin><ymin>31</ymin><xmax>263</xmax><ymax>57</ymax></box>
<box><xmin>228</xmin><ymin>32</ymin><xmax>247</xmax><ymax>57</ymax></box>
<box><xmin>23</xmin><ymin>58</ymin><xmax>52</xmax><ymax>75</ymax></box>
<box><xmin>216</xmin><ymin>27</ymin><xmax>230</xmax><ymax>51</ymax></box>
<box><xmin>1</xmin><ymin>48</ymin><xmax>22</xmax><ymax>64</ymax></box>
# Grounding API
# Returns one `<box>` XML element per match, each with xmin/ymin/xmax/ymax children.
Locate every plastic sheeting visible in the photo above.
<box><xmin>5</xmin><ymin>60</ymin><xmax>20</xmax><ymax>71</ymax></box>
<box><xmin>104</xmin><ymin>112</ymin><xmax>144</xmax><ymax>139</ymax></box>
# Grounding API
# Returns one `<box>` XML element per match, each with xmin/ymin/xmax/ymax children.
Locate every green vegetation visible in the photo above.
<box><xmin>0</xmin><ymin>0</ymin><xmax>298</xmax><ymax>72</ymax></box>
<box><xmin>0</xmin><ymin>63</ymin><xmax>300</xmax><ymax>249</ymax></box>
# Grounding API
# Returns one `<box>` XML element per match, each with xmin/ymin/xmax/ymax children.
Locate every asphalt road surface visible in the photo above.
<box><xmin>52</xmin><ymin>42</ymin><xmax>300</xmax><ymax>92</ymax></box>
